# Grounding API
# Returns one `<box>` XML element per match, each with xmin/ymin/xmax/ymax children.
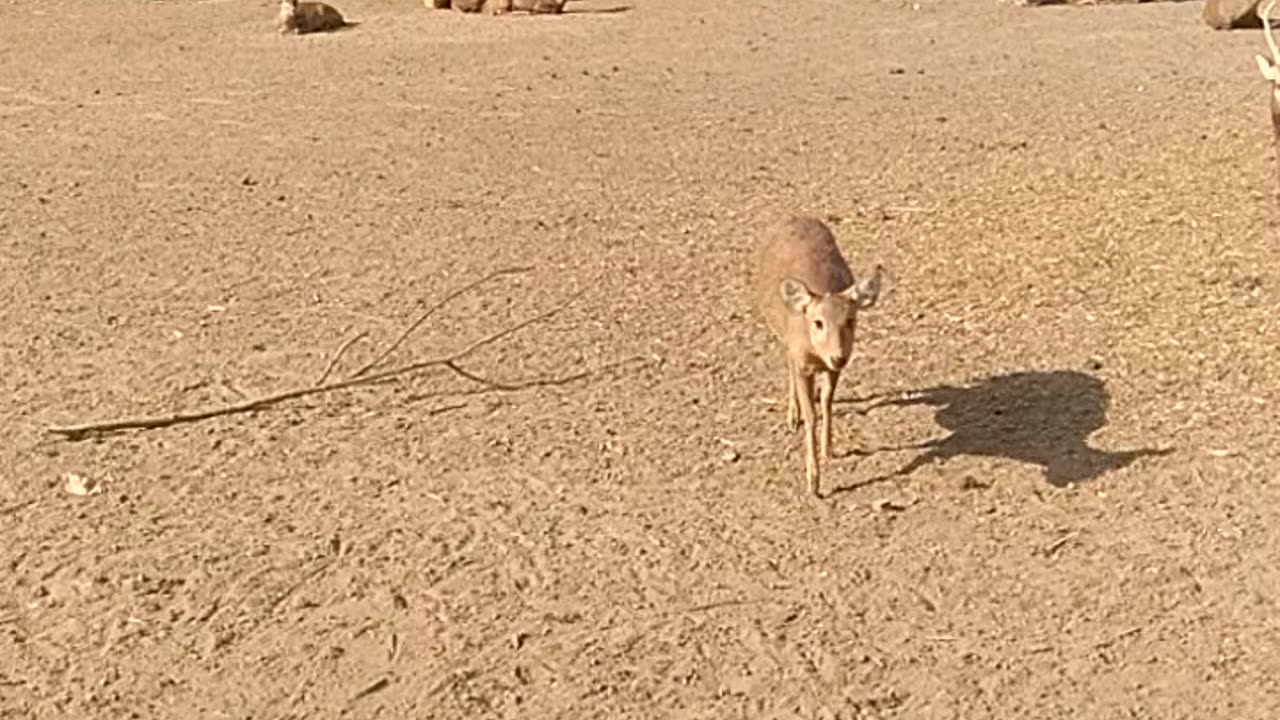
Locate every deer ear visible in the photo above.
<box><xmin>779</xmin><ymin>279</ymin><xmax>813</xmax><ymax>315</ymax></box>
<box><xmin>841</xmin><ymin>264</ymin><xmax>884</xmax><ymax>310</ymax></box>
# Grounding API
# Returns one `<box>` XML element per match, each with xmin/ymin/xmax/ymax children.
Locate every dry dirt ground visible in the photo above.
<box><xmin>4</xmin><ymin>0</ymin><xmax>1280</xmax><ymax>717</ymax></box>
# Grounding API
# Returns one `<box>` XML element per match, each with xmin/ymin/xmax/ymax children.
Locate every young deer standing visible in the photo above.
<box><xmin>1256</xmin><ymin>0</ymin><xmax>1280</xmax><ymax>185</ymax></box>
<box><xmin>755</xmin><ymin>215</ymin><xmax>884</xmax><ymax>497</ymax></box>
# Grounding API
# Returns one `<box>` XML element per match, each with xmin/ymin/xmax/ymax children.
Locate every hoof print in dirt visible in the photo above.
<box><xmin>276</xmin><ymin>0</ymin><xmax>351</xmax><ymax>34</ymax></box>
<box><xmin>430</xmin><ymin>0</ymin><xmax>567</xmax><ymax>14</ymax></box>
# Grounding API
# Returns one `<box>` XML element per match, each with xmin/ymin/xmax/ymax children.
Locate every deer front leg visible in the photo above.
<box><xmin>819</xmin><ymin>369</ymin><xmax>839</xmax><ymax>460</ymax></box>
<box><xmin>785</xmin><ymin>356</ymin><xmax>801</xmax><ymax>431</ymax></box>
<box><xmin>793</xmin><ymin>367</ymin><xmax>820</xmax><ymax>496</ymax></box>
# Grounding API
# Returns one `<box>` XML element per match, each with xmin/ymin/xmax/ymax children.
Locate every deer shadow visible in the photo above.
<box><xmin>832</xmin><ymin>369</ymin><xmax>1172</xmax><ymax>493</ymax></box>
<box><xmin>562</xmin><ymin>5</ymin><xmax>633</xmax><ymax>14</ymax></box>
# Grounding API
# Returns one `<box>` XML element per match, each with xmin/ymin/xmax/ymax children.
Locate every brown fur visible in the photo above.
<box><xmin>754</xmin><ymin>216</ymin><xmax>883</xmax><ymax>497</ymax></box>
<box><xmin>276</xmin><ymin>0</ymin><xmax>346</xmax><ymax>34</ymax></box>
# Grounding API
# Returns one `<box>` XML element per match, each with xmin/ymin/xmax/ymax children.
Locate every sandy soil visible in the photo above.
<box><xmin>4</xmin><ymin>0</ymin><xmax>1280</xmax><ymax>717</ymax></box>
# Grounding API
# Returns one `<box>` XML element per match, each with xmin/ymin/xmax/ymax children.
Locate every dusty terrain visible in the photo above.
<box><xmin>4</xmin><ymin>0</ymin><xmax>1280</xmax><ymax>717</ymax></box>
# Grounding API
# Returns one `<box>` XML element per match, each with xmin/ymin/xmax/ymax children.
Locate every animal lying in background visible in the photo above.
<box><xmin>429</xmin><ymin>0</ymin><xmax>567</xmax><ymax>14</ymax></box>
<box><xmin>276</xmin><ymin>0</ymin><xmax>349</xmax><ymax>33</ymax></box>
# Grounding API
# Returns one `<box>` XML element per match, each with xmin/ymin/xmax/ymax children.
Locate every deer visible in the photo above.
<box><xmin>276</xmin><ymin>0</ymin><xmax>348</xmax><ymax>34</ymax></box>
<box><xmin>754</xmin><ymin>215</ymin><xmax>884</xmax><ymax>498</ymax></box>
<box><xmin>1256</xmin><ymin>0</ymin><xmax>1280</xmax><ymax>184</ymax></box>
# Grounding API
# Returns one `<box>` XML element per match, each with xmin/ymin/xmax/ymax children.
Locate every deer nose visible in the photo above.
<box><xmin>828</xmin><ymin>354</ymin><xmax>849</xmax><ymax>370</ymax></box>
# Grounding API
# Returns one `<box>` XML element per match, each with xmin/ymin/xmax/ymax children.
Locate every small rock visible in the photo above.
<box><xmin>721</xmin><ymin>448</ymin><xmax>740</xmax><ymax>463</ymax></box>
<box><xmin>62</xmin><ymin>473</ymin><xmax>102</xmax><ymax>496</ymax></box>
<box><xmin>872</xmin><ymin>497</ymin><xmax>913</xmax><ymax>513</ymax></box>
<box><xmin>512</xmin><ymin>631</ymin><xmax>530</xmax><ymax>650</ymax></box>
<box><xmin>204</xmin><ymin>630</ymin><xmax>235</xmax><ymax>655</ymax></box>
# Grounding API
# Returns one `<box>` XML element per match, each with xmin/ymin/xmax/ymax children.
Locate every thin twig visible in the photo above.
<box><xmin>1043</xmin><ymin>532</ymin><xmax>1078</xmax><ymax>557</ymax></box>
<box><xmin>350</xmin><ymin>266</ymin><xmax>533</xmax><ymax>378</ymax></box>
<box><xmin>269</xmin><ymin>561</ymin><xmax>332</xmax><ymax>613</ymax></box>
<box><xmin>427</xmin><ymin>402</ymin><xmax>468</xmax><ymax>416</ymax></box>
<box><xmin>45</xmin><ymin>288</ymin><xmax>586</xmax><ymax>441</ymax></box>
<box><xmin>443</xmin><ymin>360</ymin><xmax>579</xmax><ymax>392</ymax></box>
<box><xmin>0</xmin><ymin>499</ymin><xmax>37</xmax><ymax>517</ymax></box>
<box><xmin>413</xmin><ymin>355</ymin><xmax>647</xmax><ymax>401</ymax></box>
<box><xmin>682</xmin><ymin>598</ymin><xmax>769</xmax><ymax>614</ymax></box>
<box><xmin>315</xmin><ymin>330</ymin><xmax>368</xmax><ymax>386</ymax></box>
<box><xmin>349</xmin><ymin>676</ymin><xmax>392</xmax><ymax>703</ymax></box>
<box><xmin>1094</xmin><ymin>626</ymin><xmax>1142</xmax><ymax>650</ymax></box>
<box><xmin>443</xmin><ymin>360</ymin><xmax>522</xmax><ymax>391</ymax></box>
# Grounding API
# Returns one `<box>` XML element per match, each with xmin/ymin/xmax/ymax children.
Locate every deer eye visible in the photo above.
<box><xmin>813</xmin><ymin>318</ymin><xmax>825</xmax><ymax>331</ymax></box>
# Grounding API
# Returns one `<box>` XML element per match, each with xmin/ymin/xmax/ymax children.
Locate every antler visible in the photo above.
<box><xmin>1259</xmin><ymin>0</ymin><xmax>1280</xmax><ymax>191</ymax></box>
<box><xmin>1260</xmin><ymin>0</ymin><xmax>1280</xmax><ymax>76</ymax></box>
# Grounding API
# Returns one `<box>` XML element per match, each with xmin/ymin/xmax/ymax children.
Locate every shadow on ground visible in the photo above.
<box><xmin>834</xmin><ymin>369</ymin><xmax>1172</xmax><ymax>492</ymax></box>
<box><xmin>563</xmin><ymin>5</ymin><xmax>633</xmax><ymax>14</ymax></box>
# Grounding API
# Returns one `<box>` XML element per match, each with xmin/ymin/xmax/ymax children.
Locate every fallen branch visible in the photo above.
<box><xmin>443</xmin><ymin>359</ymin><xmax>540</xmax><ymax>391</ymax></box>
<box><xmin>350</xmin><ymin>266</ymin><xmax>533</xmax><ymax>378</ymax></box>
<box><xmin>404</xmin><ymin>355</ymin><xmax>646</xmax><ymax>403</ymax></box>
<box><xmin>315</xmin><ymin>330</ymin><xmax>368</xmax><ymax>386</ymax></box>
<box><xmin>46</xmin><ymin>283</ymin><xmax>587</xmax><ymax>441</ymax></box>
